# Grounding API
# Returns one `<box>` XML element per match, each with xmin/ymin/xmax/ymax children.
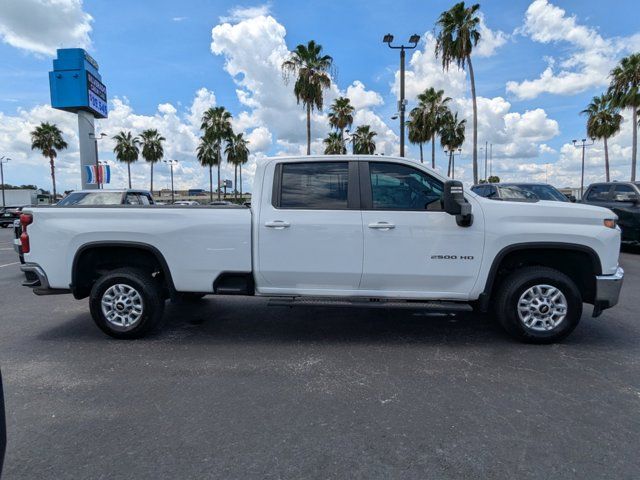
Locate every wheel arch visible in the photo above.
<box><xmin>479</xmin><ymin>242</ymin><xmax>602</xmax><ymax>310</ymax></box>
<box><xmin>71</xmin><ymin>241</ymin><xmax>175</xmax><ymax>300</ymax></box>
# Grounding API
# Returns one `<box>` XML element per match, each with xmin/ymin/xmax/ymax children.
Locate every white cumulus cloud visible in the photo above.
<box><xmin>0</xmin><ymin>0</ymin><xmax>92</xmax><ymax>56</ymax></box>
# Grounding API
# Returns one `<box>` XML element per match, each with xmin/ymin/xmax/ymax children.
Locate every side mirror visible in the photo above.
<box><xmin>443</xmin><ymin>180</ymin><xmax>473</xmax><ymax>227</ymax></box>
<box><xmin>568</xmin><ymin>195</ymin><xmax>577</xmax><ymax>203</ymax></box>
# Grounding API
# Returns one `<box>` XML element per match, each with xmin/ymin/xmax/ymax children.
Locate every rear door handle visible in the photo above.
<box><xmin>265</xmin><ymin>220</ymin><xmax>290</xmax><ymax>229</ymax></box>
<box><xmin>368</xmin><ymin>222</ymin><xmax>395</xmax><ymax>230</ymax></box>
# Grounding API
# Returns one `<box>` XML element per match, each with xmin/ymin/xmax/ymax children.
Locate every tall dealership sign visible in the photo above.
<box><xmin>49</xmin><ymin>49</ymin><xmax>108</xmax><ymax>189</ymax></box>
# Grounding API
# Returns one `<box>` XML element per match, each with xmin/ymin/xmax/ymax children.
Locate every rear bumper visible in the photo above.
<box><xmin>593</xmin><ymin>266</ymin><xmax>624</xmax><ymax>317</ymax></box>
<box><xmin>20</xmin><ymin>263</ymin><xmax>70</xmax><ymax>295</ymax></box>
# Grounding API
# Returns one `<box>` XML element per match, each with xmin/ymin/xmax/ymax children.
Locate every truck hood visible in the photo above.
<box><xmin>476</xmin><ymin>198</ymin><xmax>617</xmax><ymax>224</ymax></box>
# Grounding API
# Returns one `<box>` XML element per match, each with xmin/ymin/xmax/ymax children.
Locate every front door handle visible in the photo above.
<box><xmin>265</xmin><ymin>220</ymin><xmax>290</xmax><ymax>229</ymax></box>
<box><xmin>368</xmin><ymin>222</ymin><xmax>395</xmax><ymax>230</ymax></box>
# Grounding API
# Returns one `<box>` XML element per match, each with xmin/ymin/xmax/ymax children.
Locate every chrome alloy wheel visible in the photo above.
<box><xmin>517</xmin><ymin>284</ymin><xmax>568</xmax><ymax>332</ymax></box>
<box><xmin>101</xmin><ymin>283</ymin><xmax>144</xmax><ymax>331</ymax></box>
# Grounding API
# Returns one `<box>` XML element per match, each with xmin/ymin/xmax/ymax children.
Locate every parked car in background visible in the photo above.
<box><xmin>173</xmin><ymin>200</ymin><xmax>200</xmax><ymax>206</ymax></box>
<box><xmin>209</xmin><ymin>200</ymin><xmax>233</xmax><ymax>206</ymax></box>
<box><xmin>582</xmin><ymin>182</ymin><xmax>640</xmax><ymax>245</ymax></box>
<box><xmin>1</xmin><ymin>205</ymin><xmax>30</xmax><ymax>228</ymax></box>
<box><xmin>470</xmin><ymin>184</ymin><xmax>538</xmax><ymax>201</ymax></box>
<box><xmin>57</xmin><ymin>189</ymin><xmax>154</xmax><ymax>206</ymax></box>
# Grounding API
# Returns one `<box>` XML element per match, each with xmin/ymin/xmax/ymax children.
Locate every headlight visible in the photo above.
<box><xmin>604</xmin><ymin>219</ymin><xmax>617</xmax><ymax>229</ymax></box>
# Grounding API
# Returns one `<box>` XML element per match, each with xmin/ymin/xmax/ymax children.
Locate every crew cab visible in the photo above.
<box><xmin>19</xmin><ymin>156</ymin><xmax>624</xmax><ymax>343</ymax></box>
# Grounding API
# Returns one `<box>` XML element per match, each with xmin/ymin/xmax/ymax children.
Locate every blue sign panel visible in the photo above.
<box><xmin>49</xmin><ymin>48</ymin><xmax>108</xmax><ymax>119</ymax></box>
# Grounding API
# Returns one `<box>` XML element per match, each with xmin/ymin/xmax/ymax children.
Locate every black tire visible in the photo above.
<box><xmin>495</xmin><ymin>266</ymin><xmax>582</xmax><ymax>344</ymax></box>
<box><xmin>89</xmin><ymin>267</ymin><xmax>165</xmax><ymax>339</ymax></box>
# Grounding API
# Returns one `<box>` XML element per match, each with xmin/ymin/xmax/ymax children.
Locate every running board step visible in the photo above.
<box><xmin>268</xmin><ymin>297</ymin><xmax>472</xmax><ymax>311</ymax></box>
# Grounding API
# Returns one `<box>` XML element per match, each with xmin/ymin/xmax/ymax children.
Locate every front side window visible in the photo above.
<box><xmin>369</xmin><ymin>162</ymin><xmax>443</xmax><ymax>211</ymax></box>
<box><xmin>279</xmin><ymin>162</ymin><xmax>349</xmax><ymax>209</ymax></box>
<box><xmin>57</xmin><ymin>192</ymin><xmax>124</xmax><ymax>206</ymax></box>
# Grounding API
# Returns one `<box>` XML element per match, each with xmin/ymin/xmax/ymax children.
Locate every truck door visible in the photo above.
<box><xmin>256</xmin><ymin>161</ymin><xmax>363</xmax><ymax>295</ymax></box>
<box><xmin>359</xmin><ymin>161</ymin><xmax>484</xmax><ymax>299</ymax></box>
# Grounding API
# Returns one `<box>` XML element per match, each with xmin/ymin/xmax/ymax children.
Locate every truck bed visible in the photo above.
<box><xmin>23</xmin><ymin>205</ymin><xmax>252</xmax><ymax>292</ymax></box>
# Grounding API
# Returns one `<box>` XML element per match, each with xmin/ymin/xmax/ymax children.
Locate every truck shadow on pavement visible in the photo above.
<box><xmin>36</xmin><ymin>296</ymin><xmax>635</xmax><ymax>348</ymax></box>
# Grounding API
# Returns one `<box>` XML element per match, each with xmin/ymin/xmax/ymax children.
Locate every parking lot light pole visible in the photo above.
<box><xmin>163</xmin><ymin>160</ymin><xmax>178</xmax><ymax>203</ymax></box>
<box><xmin>383</xmin><ymin>33</ymin><xmax>420</xmax><ymax>157</ymax></box>
<box><xmin>0</xmin><ymin>157</ymin><xmax>10</xmax><ymax>207</ymax></box>
<box><xmin>572</xmin><ymin>138</ymin><xmax>594</xmax><ymax>199</ymax></box>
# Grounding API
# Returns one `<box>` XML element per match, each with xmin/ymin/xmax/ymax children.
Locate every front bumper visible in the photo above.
<box><xmin>20</xmin><ymin>263</ymin><xmax>70</xmax><ymax>295</ymax></box>
<box><xmin>593</xmin><ymin>266</ymin><xmax>624</xmax><ymax>317</ymax></box>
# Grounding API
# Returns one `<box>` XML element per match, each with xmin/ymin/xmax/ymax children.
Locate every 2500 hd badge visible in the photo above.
<box><xmin>430</xmin><ymin>255</ymin><xmax>475</xmax><ymax>260</ymax></box>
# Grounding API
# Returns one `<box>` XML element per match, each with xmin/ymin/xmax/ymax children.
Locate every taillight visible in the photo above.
<box><xmin>20</xmin><ymin>213</ymin><xmax>33</xmax><ymax>253</ymax></box>
<box><xmin>20</xmin><ymin>232</ymin><xmax>30</xmax><ymax>253</ymax></box>
<box><xmin>20</xmin><ymin>213</ymin><xmax>33</xmax><ymax>227</ymax></box>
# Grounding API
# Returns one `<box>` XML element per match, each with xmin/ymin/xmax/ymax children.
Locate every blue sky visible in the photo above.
<box><xmin>0</xmin><ymin>0</ymin><xmax>639</xmax><ymax>192</ymax></box>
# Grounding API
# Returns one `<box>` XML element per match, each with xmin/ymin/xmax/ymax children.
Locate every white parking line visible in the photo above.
<box><xmin>0</xmin><ymin>262</ymin><xmax>19</xmax><ymax>268</ymax></box>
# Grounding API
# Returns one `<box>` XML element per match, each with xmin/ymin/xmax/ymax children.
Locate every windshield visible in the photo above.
<box><xmin>511</xmin><ymin>184</ymin><xmax>568</xmax><ymax>202</ymax></box>
<box><xmin>497</xmin><ymin>186</ymin><xmax>538</xmax><ymax>200</ymax></box>
<box><xmin>57</xmin><ymin>192</ymin><xmax>123</xmax><ymax>206</ymax></box>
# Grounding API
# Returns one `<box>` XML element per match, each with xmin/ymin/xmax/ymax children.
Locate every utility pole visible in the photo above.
<box><xmin>163</xmin><ymin>159</ymin><xmax>178</xmax><ymax>203</ymax></box>
<box><xmin>383</xmin><ymin>33</ymin><xmax>420</xmax><ymax>157</ymax></box>
<box><xmin>0</xmin><ymin>157</ymin><xmax>10</xmax><ymax>207</ymax></box>
<box><xmin>484</xmin><ymin>141</ymin><xmax>488</xmax><ymax>180</ymax></box>
<box><xmin>489</xmin><ymin>143</ymin><xmax>493</xmax><ymax>177</ymax></box>
<box><xmin>572</xmin><ymin>138</ymin><xmax>594</xmax><ymax>199</ymax></box>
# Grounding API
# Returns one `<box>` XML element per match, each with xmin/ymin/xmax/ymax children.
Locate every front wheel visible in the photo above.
<box><xmin>89</xmin><ymin>268</ymin><xmax>165</xmax><ymax>339</ymax></box>
<box><xmin>495</xmin><ymin>266</ymin><xmax>582</xmax><ymax>344</ymax></box>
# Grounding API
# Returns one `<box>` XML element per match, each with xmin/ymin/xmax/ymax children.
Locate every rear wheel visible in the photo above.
<box><xmin>89</xmin><ymin>268</ymin><xmax>165</xmax><ymax>339</ymax></box>
<box><xmin>495</xmin><ymin>266</ymin><xmax>582</xmax><ymax>344</ymax></box>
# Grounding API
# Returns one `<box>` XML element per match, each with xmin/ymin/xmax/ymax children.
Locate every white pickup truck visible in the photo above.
<box><xmin>19</xmin><ymin>155</ymin><xmax>624</xmax><ymax>343</ymax></box>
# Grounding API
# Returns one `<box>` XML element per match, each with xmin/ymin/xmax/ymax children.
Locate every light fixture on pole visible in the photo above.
<box><xmin>163</xmin><ymin>159</ymin><xmax>178</xmax><ymax>203</ymax></box>
<box><xmin>572</xmin><ymin>138</ymin><xmax>594</xmax><ymax>199</ymax></box>
<box><xmin>0</xmin><ymin>156</ymin><xmax>11</xmax><ymax>207</ymax></box>
<box><xmin>88</xmin><ymin>132</ymin><xmax>107</xmax><ymax>189</ymax></box>
<box><xmin>383</xmin><ymin>33</ymin><xmax>420</xmax><ymax>157</ymax></box>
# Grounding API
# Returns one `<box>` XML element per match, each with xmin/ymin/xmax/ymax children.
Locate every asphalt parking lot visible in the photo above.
<box><xmin>0</xmin><ymin>227</ymin><xmax>639</xmax><ymax>479</ymax></box>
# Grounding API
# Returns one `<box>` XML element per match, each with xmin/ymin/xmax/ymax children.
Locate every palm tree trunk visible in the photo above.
<box><xmin>447</xmin><ymin>152</ymin><xmax>453</xmax><ymax>178</ymax></box>
<box><xmin>419</xmin><ymin>143</ymin><xmax>423</xmax><ymax>163</ymax></box>
<box><xmin>234</xmin><ymin>164</ymin><xmax>238</xmax><ymax>200</ymax></box>
<box><xmin>467</xmin><ymin>55</ymin><xmax>478</xmax><ymax>184</ymax></box>
<box><xmin>49</xmin><ymin>155</ymin><xmax>56</xmax><ymax>203</ymax></box>
<box><xmin>127</xmin><ymin>163</ymin><xmax>132</xmax><ymax>189</ymax></box>
<box><xmin>217</xmin><ymin>161</ymin><xmax>221</xmax><ymax>200</ymax></box>
<box><xmin>209</xmin><ymin>165</ymin><xmax>213</xmax><ymax>202</ymax></box>
<box><xmin>239</xmin><ymin>164</ymin><xmax>243</xmax><ymax>201</ymax></box>
<box><xmin>431</xmin><ymin>133</ymin><xmax>436</xmax><ymax>169</ymax></box>
<box><xmin>150</xmin><ymin>163</ymin><xmax>154</xmax><ymax>194</ymax></box>
<box><xmin>604</xmin><ymin>136</ymin><xmax>610</xmax><ymax>182</ymax></box>
<box><xmin>632</xmin><ymin>108</ymin><xmax>638</xmax><ymax>182</ymax></box>
<box><xmin>306</xmin><ymin>103</ymin><xmax>311</xmax><ymax>155</ymax></box>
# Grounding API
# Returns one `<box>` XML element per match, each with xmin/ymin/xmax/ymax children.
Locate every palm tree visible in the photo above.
<box><xmin>406</xmin><ymin>114</ymin><xmax>428</xmax><ymax>163</ymax></box>
<box><xmin>323</xmin><ymin>132</ymin><xmax>345</xmax><ymax>154</ymax></box>
<box><xmin>409</xmin><ymin>88</ymin><xmax>451</xmax><ymax>167</ymax></box>
<box><xmin>139</xmin><ymin>129</ymin><xmax>165</xmax><ymax>193</ymax></box>
<box><xmin>196</xmin><ymin>135</ymin><xmax>219</xmax><ymax>202</ymax></box>
<box><xmin>30</xmin><ymin>122</ymin><xmax>67</xmax><ymax>201</ymax></box>
<box><xmin>112</xmin><ymin>131</ymin><xmax>139</xmax><ymax>188</ymax></box>
<box><xmin>440</xmin><ymin>111</ymin><xmax>466</xmax><ymax>178</ymax></box>
<box><xmin>282</xmin><ymin>40</ymin><xmax>333</xmax><ymax>155</ymax></box>
<box><xmin>608</xmin><ymin>53</ymin><xmax>640</xmax><ymax>181</ymax></box>
<box><xmin>581</xmin><ymin>94</ymin><xmax>622</xmax><ymax>182</ymax></box>
<box><xmin>328</xmin><ymin>97</ymin><xmax>354</xmax><ymax>143</ymax></box>
<box><xmin>351</xmin><ymin>125</ymin><xmax>377</xmax><ymax>154</ymax></box>
<box><xmin>201</xmin><ymin>106</ymin><xmax>233</xmax><ymax>199</ymax></box>
<box><xmin>435</xmin><ymin>2</ymin><xmax>481</xmax><ymax>183</ymax></box>
<box><xmin>225</xmin><ymin>132</ymin><xmax>250</xmax><ymax>201</ymax></box>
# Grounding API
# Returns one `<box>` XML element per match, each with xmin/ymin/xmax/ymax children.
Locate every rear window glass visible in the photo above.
<box><xmin>279</xmin><ymin>162</ymin><xmax>349</xmax><ymax>209</ymax></box>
